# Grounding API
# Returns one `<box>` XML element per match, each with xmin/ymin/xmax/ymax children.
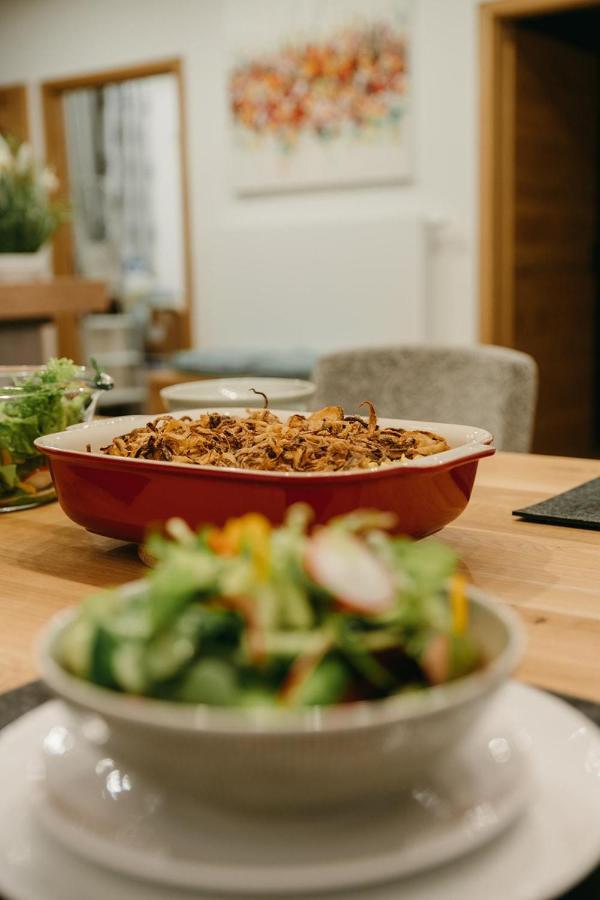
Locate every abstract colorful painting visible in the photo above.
<box><xmin>226</xmin><ymin>0</ymin><xmax>414</xmax><ymax>193</ymax></box>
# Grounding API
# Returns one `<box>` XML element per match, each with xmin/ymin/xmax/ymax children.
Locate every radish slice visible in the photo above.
<box><xmin>23</xmin><ymin>468</ymin><xmax>53</xmax><ymax>491</ymax></box>
<box><xmin>421</xmin><ymin>634</ymin><xmax>450</xmax><ymax>685</ymax></box>
<box><xmin>304</xmin><ymin>530</ymin><xmax>395</xmax><ymax>615</ymax></box>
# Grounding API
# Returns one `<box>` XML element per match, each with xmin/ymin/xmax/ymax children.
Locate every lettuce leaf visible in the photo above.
<box><xmin>0</xmin><ymin>358</ymin><xmax>87</xmax><ymax>457</ymax></box>
<box><xmin>0</xmin><ymin>463</ymin><xmax>18</xmax><ymax>488</ymax></box>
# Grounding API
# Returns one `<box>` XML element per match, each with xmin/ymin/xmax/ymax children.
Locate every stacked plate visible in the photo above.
<box><xmin>0</xmin><ymin>681</ymin><xmax>599</xmax><ymax>899</ymax></box>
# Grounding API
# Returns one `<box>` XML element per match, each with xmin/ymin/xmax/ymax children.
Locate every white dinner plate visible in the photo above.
<box><xmin>0</xmin><ymin>682</ymin><xmax>598</xmax><ymax>900</ymax></box>
<box><xmin>32</xmin><ymin>692</ymin><xmax>530</xmax><ymax>894</ymax></box>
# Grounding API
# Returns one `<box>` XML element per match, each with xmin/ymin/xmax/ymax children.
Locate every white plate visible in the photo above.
<box><xmin>0</xmin><ymin>682</ymin><xmax>598</xmax><ymax>900</ymax></box>
<box><xmin>32</xmin><ymin>693</ymin><xmax>530</xmax><ymax>894</ymax></box>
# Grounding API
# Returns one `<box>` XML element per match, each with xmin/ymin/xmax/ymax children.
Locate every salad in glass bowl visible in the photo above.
<box><xmin>0</xmin><ymin>357</ymin><xmax>112</xmax><ymax>511</ymax></box>
<box><xmin>57</xmin><ymin>506</ymin><xmax>481</xmax><ymax>706</ymax></box>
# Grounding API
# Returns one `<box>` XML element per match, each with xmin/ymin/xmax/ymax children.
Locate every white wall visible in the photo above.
<box><xmin>0</xmin><ymin>0</ymin><xmax>488</xmax><ymax>351</ymax></box>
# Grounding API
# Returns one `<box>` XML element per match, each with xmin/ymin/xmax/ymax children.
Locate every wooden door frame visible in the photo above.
<box><xmin>479</xmin><ymin>0</ymin><xmax>600</xmax><ymax>344</ymax></box>
<box><xmin>42</xmin><ymin>58</ymin><xmax>193</xmax><ymax>347</ymax></box>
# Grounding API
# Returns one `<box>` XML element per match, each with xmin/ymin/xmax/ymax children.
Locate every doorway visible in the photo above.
<box><xmin>42</xmin><ymin>59</ymin><xmax>193</xmax><ymax>351</ymax></box>
<box><xmin>480</xmin><ymin>0</ymin><xmax>600</xmax><ymax>456</ymax></box>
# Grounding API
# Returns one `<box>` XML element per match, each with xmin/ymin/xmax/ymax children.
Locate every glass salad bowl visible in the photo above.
<box><xmin>0</xmin><ymin>359</ymin><xmax>113</xmax><ymax>512</ymax></box>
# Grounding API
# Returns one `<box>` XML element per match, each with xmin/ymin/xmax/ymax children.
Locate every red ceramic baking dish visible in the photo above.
<box><xmin>35</xmin><ymin>408</ymin><xmax>495</xmax><ymax>543</ymax></box>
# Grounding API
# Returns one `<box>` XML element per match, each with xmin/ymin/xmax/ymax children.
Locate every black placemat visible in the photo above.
<box><xmin>0</xmin><ymin>681</ymin><xmax>50</xmax><ymax>732</ymax></box>
<box><xmin>0</xmin><ymin>681</ymin><xmax>598</xmax><ymax>899</ymax></box>
<box><xmin>513</xmin><ymin>476</ymin><xmax>600</xmax><ymax>530</ymax></box>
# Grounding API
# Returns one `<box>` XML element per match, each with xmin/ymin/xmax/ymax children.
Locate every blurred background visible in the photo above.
<box><xmin>0</xmin><ymin>0</ymin><xmax>598</xmax><ymax>457</ymax></box>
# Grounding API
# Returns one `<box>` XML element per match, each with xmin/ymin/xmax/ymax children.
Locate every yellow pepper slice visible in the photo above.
<box><xmin>17</xmin><ymin>480</ymin><xmax>37</xmax><ymax>495</ymax></box>
<box><xmin>238</xmin><ymin>513</ymin><xmax>272</xmax><ymax>580</ymax></box>
<box><xmin>208</xmin><ymin>513</ymin><xmax>272</xmax><ymax>579</ymax></box>
<box><xmin>450</xmin><ymin>573</ymin><xmax>468</xmax><ymax>634</ymax></box>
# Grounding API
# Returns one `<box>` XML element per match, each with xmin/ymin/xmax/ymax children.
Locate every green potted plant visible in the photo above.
<box><xmin>0</xmin><ymin>133</ymin><xmax>67</xmax><ymax>282</ymax></box>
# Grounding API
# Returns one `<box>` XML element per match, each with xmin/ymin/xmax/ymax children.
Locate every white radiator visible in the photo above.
<box><xmin>202</xmin><ymin>217</ymin><xmax>427</xmax><ymax>351</ymax></box>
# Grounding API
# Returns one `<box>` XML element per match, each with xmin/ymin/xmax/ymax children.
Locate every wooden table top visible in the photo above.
<box><xmin>1</xmin><ymin>451</ymin><xmax>599</xmax><ymax>701</ymax></box>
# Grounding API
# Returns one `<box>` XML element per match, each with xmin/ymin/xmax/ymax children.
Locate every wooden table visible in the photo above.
<box><xmin>1</xmin><ymin>452</ymin><xmax>599</xmax><ymax>700</ymax></box>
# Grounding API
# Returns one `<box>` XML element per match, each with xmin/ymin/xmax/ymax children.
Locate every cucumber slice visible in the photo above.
<box><xmin>237</xmin><ymin>688</ymin><xmax>277</xmax><ymax>708</ymax></box>
<box><xmin>106</xmin><ymin>604</ymin><xmax>153</xmax><ymax>641</ymax></box>
<box><xmin>339</xmin><ymin>643</ymin><xmax>394</xmax><ymax>691</ymax></box>
<box><xmin>57</xmin><ymin>618</ymin><xmax>96</xmax><ymax>678</ymax></box>
<box><xmin>145</xmin><ymin>632</ymin><xmax>195</xmax><ymax>683</ymax></box>
<box><xmin>449</xmin><ymin>633</ymin><xmax>480</xmax><ymax>679</ymax></box>
<box><xmin>277</xmin><ymin>580</ymin><xmax>314</xmax><ymax>630</ymax></box>
<box><xmin>293</xmin><ymin>657</ymin><xmax>351</xmax><ymax>707</ymax></box>
<box><xmin>90</xmin><ymin>627</ymin><xmax>118</xmax><ymax>689</ymax></box>
<box><xmin>264</xmin><ymin>629</ymin><xmax>328</xmax><ymax>659</ymax></box>
<box><xmin>175</xmin><ymin>659</ymin><xmax>238</xmax><ymax>705</ymax></box>
<box><xmin>112</xmin><ymin>642</ymin><xmax>148</xmax><ymax>694</ymax></box>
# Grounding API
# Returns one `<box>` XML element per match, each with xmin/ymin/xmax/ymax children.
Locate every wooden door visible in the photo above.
<box><xmin>0</xmin><ymin>84</ymin><xmax>29</xmax><ymax>142</ymax></box>
<box><xmin>513</xmin><ymin>27</ymin><xmax>599</xmax><ymax>456</ymax></box>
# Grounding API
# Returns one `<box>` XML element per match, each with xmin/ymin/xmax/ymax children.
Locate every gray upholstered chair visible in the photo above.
<box><xmin>312</xmin><ymin>345</ymin><xmax>538</xmax><ymax>452</ymax></box>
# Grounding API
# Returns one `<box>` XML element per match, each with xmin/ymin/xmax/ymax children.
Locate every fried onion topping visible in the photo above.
<box><xmin>100</xmin><ymin>406</ymin><xmax>449</xmax><ymax>472</ymax></box>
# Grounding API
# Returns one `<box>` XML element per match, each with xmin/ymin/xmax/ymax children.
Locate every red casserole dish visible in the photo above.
<box><xmin>35</xmin><ymin>408</ymin><xmax>495</xmax><ymax>543</ymax></box>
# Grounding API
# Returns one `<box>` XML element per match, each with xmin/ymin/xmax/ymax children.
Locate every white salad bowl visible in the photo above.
<box><xmin>38</xmin><ymin>588</ymin><xmax>524</xmax><ymax>814</ymax></box>
<box><xmin>160</xmin><ymin>377</ymin><xmax>316</xmax><ymax>412</ymax></box>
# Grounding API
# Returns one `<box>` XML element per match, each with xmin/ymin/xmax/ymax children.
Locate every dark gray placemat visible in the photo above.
<box><xmin>0</xmin><ymin>681</ymin><xmax>598</xmax><ymax>900</ymax></box>
<box><xmin>0</xmin><ymin>681</ymin><xmax>50</xmax><ymax>732</ymax></box>
<box><xmin>513</xmin><ymin>477</ymin><xmax>600</xmax><ymax>530</ymax></box>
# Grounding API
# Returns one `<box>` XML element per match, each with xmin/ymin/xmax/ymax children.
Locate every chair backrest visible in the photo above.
<box><xmin>312</xmin><ymin>345</ymin><xmax>538</xmax><ymax>452</ymax></box>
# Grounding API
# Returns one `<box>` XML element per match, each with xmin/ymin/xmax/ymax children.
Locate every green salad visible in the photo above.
<box><xmin>58</xmin><ymin>507</ymin><xmax>481</xmax><ymax>707</ymax></box>
<box><xmin>0</xmin><ymin>357</ymin><xmax>104</xmax><ymax>506</ymax></box>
